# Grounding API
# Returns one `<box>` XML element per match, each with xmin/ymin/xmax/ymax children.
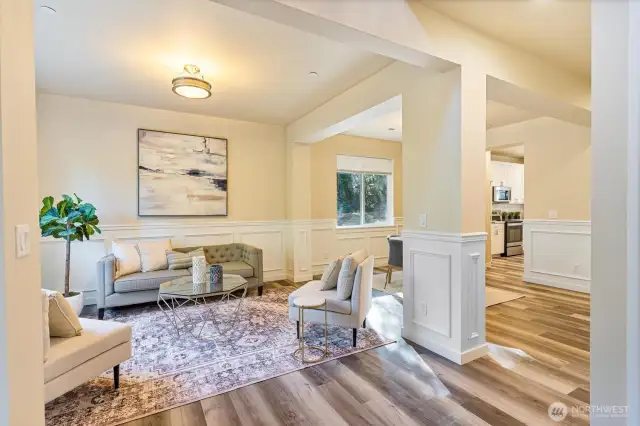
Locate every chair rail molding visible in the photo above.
<box><xmin>401</xmin><ymin>230</ymin><xmax>488</xmax><ymax>365</ymax></box>
<box><xmin>523</xmin><ymin>219</ymin><xmax>591</xmax><ymax>293</ymax></box>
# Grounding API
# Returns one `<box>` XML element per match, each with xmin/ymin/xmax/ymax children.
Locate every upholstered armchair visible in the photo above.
<box><xmin>287</xmin><ymin>255</ymin><xmax>374</xmax><ymax>347</ymax></box>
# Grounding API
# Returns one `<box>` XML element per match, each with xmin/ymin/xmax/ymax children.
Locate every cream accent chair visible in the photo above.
<box><xmin>44</xmin><ymin>318</ymin><xmax>132</xmax><ymax>403</ymax></box>
<box><xmin>288</xmin><ymin>255</ymin><xmax>374</xmax><ymax>347</ymax></box>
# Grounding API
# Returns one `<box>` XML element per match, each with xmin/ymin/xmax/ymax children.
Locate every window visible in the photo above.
<box><xmin>336</xmin><ymin>156</ymin><xmax>393</xmax><ymax>227</ymax></box>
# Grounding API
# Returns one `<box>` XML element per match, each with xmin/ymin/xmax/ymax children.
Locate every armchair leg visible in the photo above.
<box><xmin>113</xmin><ymin>365</ymin><xmax>120</xmax><ymax>390</ymax></box>
<box><xmin>363</xmin><ymin>318</ymin><xmax>367</xmax><ymax>328</ymax></box>
<box><xmin>385</xmin><ymin>266</ymin><xmax>392</xmax><ymax>289</ymax></box>
<box><xmin>258</xmin><ymin>285</ymin><xmax>264</xmax><ymax>296</ymax></box>
<box><xmin>296</xmin><ymin>320</ymin><xmax>300</xmax><ymax>339</ymax></box>
<box><xmin>352</xmin><ymin>328</ymin><xmax>357</xmax><ymax>347</ymax></box>
<box><xmin>98</xmin><ymin>308</ymin><xmax>105</xmax><ymax>320</ymax></box>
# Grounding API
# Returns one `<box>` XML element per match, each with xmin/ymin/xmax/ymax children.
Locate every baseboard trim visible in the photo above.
<box><xmin>523</xmin><ymin>274</ymin><xmax>590</xmax><ymax>293</ymax></box>
<box><xmin>401</xmin><ymin>327</ymin><xmax>488</xmax><ymax>365</ymax></box>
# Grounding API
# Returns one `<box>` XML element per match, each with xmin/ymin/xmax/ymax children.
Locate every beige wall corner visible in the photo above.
<box><xmin>285</xmin><ymin>141</ymin><xmax>312</xmax><ymax>221</ymax></box>
<box><xmin>524</xmin><ymin>119</ymin><xmax>591</xmax><ymax>220</ymax></box>
<box><xmin>0</xmin><ymin>0</ymin><xmax>46</xmax><ymax>424</ymax></box>
<box><xmin>309</xmin><ymin>134</ymin><xmax>402</xmax><ymax>220</ymax></box>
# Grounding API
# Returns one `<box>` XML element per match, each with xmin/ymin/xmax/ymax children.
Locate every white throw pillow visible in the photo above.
<box><xmin>112</xmin><ymin>241</ymin><xmax>141</xmax><ymax>278</ymax></box>
<box><xmin>336</xmin><ymin>249</ymin><xmax>369</xmax><ymax>300</ymax></box>
<box><xmin>41</xmin><ymin>289</ymin><xmax>50</xmax><ymax>362</ymax></box>
<box><xmin>137</xmin><ymin>240</ymin><xmax>172</xmax><ymax>272</ymax></box>
<box><xmin>320</xmin><ymin>256</ymin><xmax>344</xmax><ymax>290</ymax></box>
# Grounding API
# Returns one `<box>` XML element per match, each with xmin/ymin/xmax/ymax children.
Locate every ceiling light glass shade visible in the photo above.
<box><xmin>172</xmin><ymin>65</ymin><xmax>211</xmax><ymax>99</ymax></box>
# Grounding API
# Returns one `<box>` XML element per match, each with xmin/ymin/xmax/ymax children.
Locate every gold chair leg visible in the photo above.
<box><xmin>385</xmin><ymin>265</ymin><xmax>392</xmax><ymax>289</ymax></box>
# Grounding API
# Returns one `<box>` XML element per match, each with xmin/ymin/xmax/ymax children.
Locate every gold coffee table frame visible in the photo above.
<box><xmin>293</xmin><ymin>296</ymin><xmax>328</xmax><ymax>363</ymax></box>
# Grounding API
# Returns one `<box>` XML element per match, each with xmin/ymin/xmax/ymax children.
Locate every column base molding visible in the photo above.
<box><xmin>401</xmin><ymin>229</ymin><xmax>487</xmax><ymax>365</ymax></box>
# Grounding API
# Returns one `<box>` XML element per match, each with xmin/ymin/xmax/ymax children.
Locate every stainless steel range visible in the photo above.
<box><xmin>503</xmin><ymin>220</ymin><xmax>523</xmax><ymax>257</ymax></box>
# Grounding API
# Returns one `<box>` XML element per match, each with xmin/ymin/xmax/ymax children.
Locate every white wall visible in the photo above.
<box><xmin>37</xmin><ymin>94</ymin><xmax>287</xmax><ymax>224</ymax></box>
<box><xmin>36</xmin><ymin>94</ymin><xmax>402</xmax><ymax>295</ymax></box>
<box><xmin>37</xmin><ymin>94</ymin><xmax>289</xmax><ymax>298</ymax></box>
<box><xmin>591</xmin><ymin>0</ymin><xmax>640</xmax><ymax>422</ymax></box>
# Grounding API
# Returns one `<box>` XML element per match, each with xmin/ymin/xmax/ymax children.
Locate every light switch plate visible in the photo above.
<box><xmin>548</xmin><ymin>210</ymin><xmax>558</xmax><ymax>219</ymax></box>
<box><xmin>15</xmin><ymin>224</ymin><xmax>30</xmax><ymax>258</ymax></box>
<box><xmin>419</xmin><ymin>213</ymin><xmax>427</xmax><ymax>228</ymax></box>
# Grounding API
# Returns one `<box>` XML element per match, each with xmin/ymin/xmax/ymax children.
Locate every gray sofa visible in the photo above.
<box><xmin>96</xmin><ymin>243</ymin><xmax>263</xmax><ymax>319</ymax></box>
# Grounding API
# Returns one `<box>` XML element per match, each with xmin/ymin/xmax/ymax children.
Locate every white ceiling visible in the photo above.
<box><xmin>421</xmin><ymin>0</ymin><xmax>590</xmax><ymax>78</ymax></box>
<box><xmin>343</xmin><ymin>100</ymin><xmax>540</xmax><ymax>142</ymax></box>
<box><xmin>34</xmin><ymin>0</ymin><xmax>393</xmax><ymax>125</ymax></box>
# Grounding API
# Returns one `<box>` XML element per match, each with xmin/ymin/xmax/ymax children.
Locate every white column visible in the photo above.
<box><xmin>285</xmin><ymin>141</ymin><xmax>313</xmax><ymax>282</ymax></box>
<box><xmin>401</xmin><ymin>66</ymin><xmax>488</xmax><ymax>364</ymax></box>
<box><xmin>0</xmin><ymin>0</ymin><xmax>46</xmax><ymax>424</ymax></box>
<box><xmin>591</xmin><ymin>0</ymin><xmax>640</xmax><ymax>424</ymax></box>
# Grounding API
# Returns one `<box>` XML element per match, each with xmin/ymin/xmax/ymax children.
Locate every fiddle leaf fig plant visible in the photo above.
<box><xmin>39</xmin><ymin>194</ymin><xmax>101</xmax><ymax>297</ymax></box>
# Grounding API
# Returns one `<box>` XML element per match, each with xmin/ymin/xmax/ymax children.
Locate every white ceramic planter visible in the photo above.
<box><xmin>65</xmin><ymin>292</ymin><xmax>84</xmax><ymax>315</ymax></box>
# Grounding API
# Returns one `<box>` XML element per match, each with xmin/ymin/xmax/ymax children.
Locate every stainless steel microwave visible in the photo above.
<box><xmin>492</xmin><ymin>186</ymin><xmax>512</xmax><ymax>203</ymax></box>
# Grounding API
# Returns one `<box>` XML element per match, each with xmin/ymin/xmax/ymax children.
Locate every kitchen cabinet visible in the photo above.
<box><xmin>491</xmin><ymin>161</ymin><xmax>524</xmax><ymax>204</ymax></box>
<box><xmin>491</xmin><ymin>223</ymin><xmax>505</xmax><ymax>255</ymax></box>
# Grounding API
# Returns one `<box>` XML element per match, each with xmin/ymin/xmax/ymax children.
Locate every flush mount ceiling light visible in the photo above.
<box><xmin>172</xmin><ymin>64</ymin><xmax>211</xmax><ymax>99</ymax></box>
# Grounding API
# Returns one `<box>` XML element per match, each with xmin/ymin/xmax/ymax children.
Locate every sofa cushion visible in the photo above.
<box><xmin>221</xmin><ymin>261</ymin><xmax>254</xmax><ymax>278</ymax></box>
<box><xmin>188</xmin><ymin>261</ymin><xmax>254</xmax><ymax>278</ymax></box>
<box><xmin>287</xmin><ymin>280</ymin><xmax>352</xmax><ymax>315</ymax></box>
<box><xmin>44</xmin><ymin>318</ymin><xmax>132</xmax><ymax>383</ymax></box>
<box><xmin>337</xmin><ymin>249</ymin><xmax>369</xmax><ymax>301</ymax></box>
<box><xmin>114</xmin><ymin>269</ymin><xmax>190</xmax><ymax>293</ymax></box>
<box><xmin>137</xmin><ymin>239</ymin><xmax>172</xmax><ymax>272</ymax></box>
<box><xmin>167</xmin><ymin>248</ymin><xmax>205</xmax><ymax>270</ymax></box>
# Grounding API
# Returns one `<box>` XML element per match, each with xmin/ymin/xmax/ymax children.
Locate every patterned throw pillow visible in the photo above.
<box><xmin>336</xmin><ymin>249</ymin><xmax>369</xmax><ymax>300</ymax></box>
<box><xmin>167</xmin><ymin>248</ymin><xmax>205</xmax><ymax>270</ymax></box>
<box><xmin>320</xmin><ymin>256</ymin><xmax>344</xmax><ymax>290</ymax></box>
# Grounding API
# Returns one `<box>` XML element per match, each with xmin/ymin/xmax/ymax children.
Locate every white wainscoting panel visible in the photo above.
<box><xmin>410</xmin><ymin>250</ymin><xmax>451</xmax><ymax>338</ymax></box>
<box><xmin>309</xmin><ymin>218</ymin><xmax>403</xmax><ymax>276</ymax></box>
<box><xmin>401</xmin><ymin>230</ymin><xmax>487</xmax><ymax>365</ymax></box>
<box><xmin>523</xmin><ymin>220</ymin><xmax>591</xmax><ymax>293</ymax></box>
<box><xmin>40</xmin><ymin>218</ymin><xmax>406</xmax><ymax>304</ymax></box>
<box><xmin>40</xmin><ymin>220</ymin><xmax>291</xmax><ymax>305</ymax></box>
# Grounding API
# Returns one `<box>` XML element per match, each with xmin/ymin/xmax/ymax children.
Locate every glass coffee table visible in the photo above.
<box><xmin>157</xmin><ymin>273</ymin><xmax>248</xmax><ymax>339</ymax></box>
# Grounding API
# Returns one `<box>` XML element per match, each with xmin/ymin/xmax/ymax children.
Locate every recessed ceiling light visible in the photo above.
<box><xmin>308</xmin><ymin>71</ymin><xmax>319</xmax><ymax>78</ymax></box>
<box><xmin>39</xmin><ymin>5</ymin><xmax>57</xmax><ymax>14</ymax></box>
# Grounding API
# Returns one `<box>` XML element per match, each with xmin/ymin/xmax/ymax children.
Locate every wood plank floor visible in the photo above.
<box><xmin>123</xmin><ymin>256</ymin><xmax>590</xmax><ymax>426</ymax></box>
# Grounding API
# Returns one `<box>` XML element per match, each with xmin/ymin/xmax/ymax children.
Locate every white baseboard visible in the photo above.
<box><xmin>402</xmin><ymin>327</ymin><xmax>488</xmax><ymax>365</ymax></box>
<box><xmin>523</xmin><ymin>274</ymin><xmax>590</xmax><ymax>293</ymax></box>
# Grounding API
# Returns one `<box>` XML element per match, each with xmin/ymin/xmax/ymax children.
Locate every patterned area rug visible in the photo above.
<box><xmin>45</xmin><ymin>287</ymin><xmax>393</xmax><ymax>426</ymax></box>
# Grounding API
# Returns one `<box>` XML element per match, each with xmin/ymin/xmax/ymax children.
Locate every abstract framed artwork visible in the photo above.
<box><xmin>138</xmin><ymin>129</ymin><xmax>228</xmax><ymax>216</ymax></box>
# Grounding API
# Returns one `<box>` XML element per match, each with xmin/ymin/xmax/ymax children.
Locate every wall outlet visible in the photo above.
<box><xmin>420</xmin><ymin>301</ymin><xmax>427</xmax><ymax>316</ymax></box>
<box><xmin>419</xmin><ymin>213</ymin><xmax>427</xmax><ymax>228</ymax></box>
<box><xmin>548</xmin><ymin>210</ymin><xmax>558</xmax><ymax>219</ymax></box>
<box><xmin>323</xmin><ymin>252</ymin><xmax>330</xmax><ymax>260</ymax></box>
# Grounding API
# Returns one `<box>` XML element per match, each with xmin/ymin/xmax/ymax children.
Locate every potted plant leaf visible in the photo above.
<box><xmin>39</xmin><ymin>194</ymin><xmax>101</xmax><ymax>314</ymax></box>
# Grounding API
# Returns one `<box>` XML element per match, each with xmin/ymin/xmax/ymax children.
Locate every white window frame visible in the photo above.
<box><xmin>336</xmin><ymin>155</ymin><xmax>394</xmax><ymax>229</ymax></box>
